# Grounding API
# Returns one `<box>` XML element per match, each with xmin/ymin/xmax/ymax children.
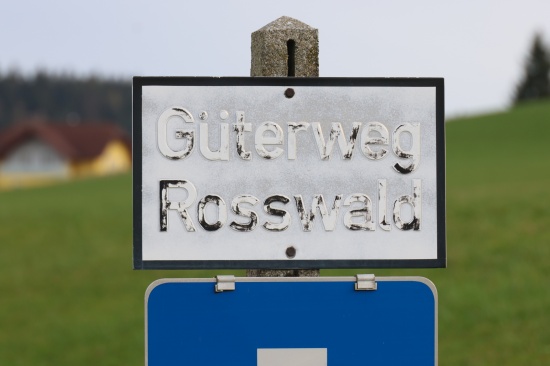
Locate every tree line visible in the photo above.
<box><xmin>0</xmin><ymin>71</ymin><xmax>131</xmax><ymax>133</ymax></box>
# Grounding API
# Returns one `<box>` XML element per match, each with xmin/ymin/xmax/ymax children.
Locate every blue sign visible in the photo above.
<box><xmin>146</xmin><ymin>277</ymin><xmax>437</xmax><ymax>365</ymax></box>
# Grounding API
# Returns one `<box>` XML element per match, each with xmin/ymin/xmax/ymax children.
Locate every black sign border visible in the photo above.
<box><xmin>133</xmin><ymin>77</ymin><xmax>446</xmax><ymax>270</ymax></box>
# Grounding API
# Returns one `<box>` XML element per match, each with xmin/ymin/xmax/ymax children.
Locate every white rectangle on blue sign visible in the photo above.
<box><xmin>145</xmin><ymin>276</ymin><xmax>438</xmax><ymax>365</ymax></box>
<box><xmin>258</xmin><ymin>348</ymin><xmax>327</xmax><ymax>366</ymax></box>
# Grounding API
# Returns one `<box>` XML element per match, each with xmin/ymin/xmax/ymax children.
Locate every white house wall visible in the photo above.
<box><xmin>0</xmin><ymin>138</ymin><xmax>69</xmax><ymax>177</ymax></box>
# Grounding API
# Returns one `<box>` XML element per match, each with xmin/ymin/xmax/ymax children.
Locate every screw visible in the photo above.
<box><xmin>285</xmin><ymin>246</ymin><xmax>296</xmax><ymax>259</ymax></box>
<box><xmin>284</xmin><ymin>88</ymin><xmax>295</xmax><ymax>99</ymax></box>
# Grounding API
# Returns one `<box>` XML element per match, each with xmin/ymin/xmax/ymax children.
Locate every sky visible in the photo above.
<box><xmin>1</xmin><ymin>0</ymin><xmax>550</xmax><ymax>117</ymax></box>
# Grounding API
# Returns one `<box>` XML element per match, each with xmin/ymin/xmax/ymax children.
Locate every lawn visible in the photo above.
<box><xmin>1</xmin><ymin>100</ymin><xmax>549</xmax><ymax>365</ymax></box>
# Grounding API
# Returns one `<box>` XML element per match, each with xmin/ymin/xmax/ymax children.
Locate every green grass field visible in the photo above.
<box><xmin>1</xmin><ymin>100</ymin><xmax>549</xmax><ymax>365</ymax></box>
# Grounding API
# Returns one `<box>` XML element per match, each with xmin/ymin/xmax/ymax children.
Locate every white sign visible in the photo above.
<box><xmin>133</xmin><ymin>77</ymin><xmax>445</xmax><ymax>269</ymax></box>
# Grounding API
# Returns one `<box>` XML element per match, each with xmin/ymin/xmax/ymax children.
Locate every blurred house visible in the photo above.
<box><xmin>0</xmin><ymin>122</ymin><xmax>131</xmax><ymax>189</ymax></box>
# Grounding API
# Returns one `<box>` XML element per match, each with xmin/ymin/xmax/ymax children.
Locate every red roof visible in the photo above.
<box><xmin>0</xmin><ymin>122</ymin><xmax>131</xmax><ymax>161</ymax></box>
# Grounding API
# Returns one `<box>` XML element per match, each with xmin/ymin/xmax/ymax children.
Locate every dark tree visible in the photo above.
<box><xmin>514</xmin><ymin>34</ymin><xmax>550</xmax><ymax>104</ymax></box>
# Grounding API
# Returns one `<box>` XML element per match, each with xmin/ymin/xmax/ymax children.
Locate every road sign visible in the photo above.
<box><xmin>145</xmin><ymin>276</ymin><xmax>437</xmax><ymax>365</ymax></box>
<box><xmin>133</xmin><ymin>77</ymin><xmax>446</xmax><ymax>269</ymax></box>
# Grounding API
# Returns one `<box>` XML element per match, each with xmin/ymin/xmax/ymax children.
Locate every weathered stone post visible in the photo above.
<box><xmin>251</xmin><ymin>16</ymin><xmax>319</xmax><ymax>77</ymax></box>
<box><xmin>247</xmin><ymin>16</ymin><xmax>320</xmax><ymax>277</ymax></box>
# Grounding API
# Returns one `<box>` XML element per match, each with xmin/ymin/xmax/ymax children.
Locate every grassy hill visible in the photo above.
<box><xmin>1</xmin><ymin>100</ymin><xmax>549</xmax><ymax>365</ymax></box>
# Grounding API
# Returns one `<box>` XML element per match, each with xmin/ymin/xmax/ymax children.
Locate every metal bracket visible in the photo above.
<box><xmin>355</xmin><ymin>274</ymin><xmax>377</xmax><ymax>291</ymax></box>
<box><xmin>215</xmin><ymin>275</ymin><xmax>236</xmax><ymax>293</ymax></box>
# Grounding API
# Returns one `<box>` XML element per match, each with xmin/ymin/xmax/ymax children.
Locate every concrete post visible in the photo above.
<box><xmin>247</xmin><ymin>16</ymin><xmax>320</xmax><ymax>277</ymax></box>
<box><xmin>251</xmin><ymin>16</ymin><xmax>319</xmax><ymax>78</ymax></box>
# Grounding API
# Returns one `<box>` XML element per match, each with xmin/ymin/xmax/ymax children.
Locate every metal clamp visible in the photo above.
<box><xmin>215</xmin><ymin>275</ymin><xmax>236</xmax><ymax>293</ymax></box>
<box><xmin>355</xmin><ymin>274</ymin><xmax>377</xmax><ymax>291</ymax></box>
